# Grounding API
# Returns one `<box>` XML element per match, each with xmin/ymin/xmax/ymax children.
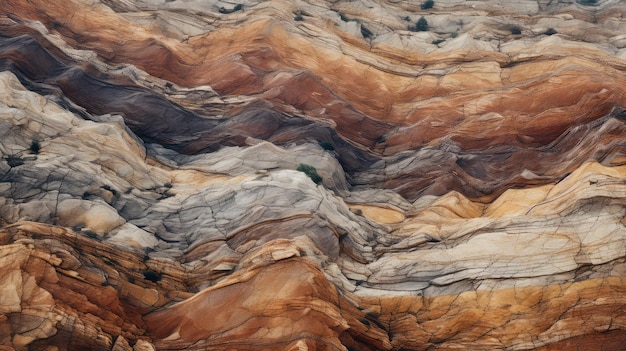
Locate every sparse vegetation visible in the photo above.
<box><xmin>158</xmin><ymin>191</ymin><xmax>174</xmax><ymax>200</ymax></box>
<box><xmin>218</xmin><ymin>4</ymin><xmax>242</xmax><ymax>14</ymax></box>
<box><xmin>294</xmin><ymin>14</ymin><xmax>304</xmax><ymax>21</ymax></box>
<box><xmin>410</xmin><ymin>16</ymin><xmax>429</xmax><ymax>32</ymax></box>
<box><xmin>29</xmin><ymin>140</ymin><xmax>40</xmax><ymax>154</ymax></box>
<box><xmin>577</xmin><ymin>0</ymin><xmax>597</xmax><ymax>4</ymax></box>
<box><xmin>297</xmin><ymin>163</ymin><xmax>323</xmax><ymax>184</ymax></box>
<box><xmin>421</xmin><ymin>0</ymin><xmax>435</xmax><ymax>10</ymax></box>
<box><xmin>432</xmin><ymin>39</ymin><xmax>445</xmax><ymax>45</ymax></box>
<box><xmin>510</xmin><ymin>26</ymin><xmax>522</xmax><ymax>35</ymax></box>
<box><xmin>544</xmin><ymin>28</ymin><xmax>558</xmax><ymax>36</ymax></box>
<box><xmin>450</xmin><ymin>31</ymin><xmax>458</xmax><ymax>38</ymax></box>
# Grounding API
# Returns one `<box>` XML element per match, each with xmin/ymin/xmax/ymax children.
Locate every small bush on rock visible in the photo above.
<box><xmin>219</xmin><ymin>4</ymin><xmax>242</xmax><ymax>14</ymax></box>
<box><xmin>297</xmin><ymin>163</ymin><xmax>323</xmax><ymax>184</ymax></box>
<box><xmin>421</xmin><ymin>0</ymin><xmax>435</xmax><ymax>10</ymax></box>
<box><xmin>29</xmin><ymin>140</ymin><xmax>40</xmax><ymax>154</ymax></box>
<box><xmin>413</xmin><ymin>16</ymin><xmax>429</xmax><ymax>32</ymax></box>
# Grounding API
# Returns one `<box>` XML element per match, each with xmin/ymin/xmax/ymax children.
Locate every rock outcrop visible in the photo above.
<box><xmin>1</xmin><ymin>0</ymin><xmax>626</xmax><ymax>350</ymax></box>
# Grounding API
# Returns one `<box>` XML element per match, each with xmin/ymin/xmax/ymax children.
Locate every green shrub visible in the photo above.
<box><xmin>294</xmin><ymin>14</ymin><xmax>304</xmax><ymax>21</ymax></box>
<box><xmin>29</xmin><ymin>140</ymin><xmax>40</xmax><ymax>154</ymax></box>
<box><xmin>219</xmin><ymin>4</ymin><xmax>242</xmax><ymax>14</ymax></box>
<box><xmin>510</xmin><ymin>26</ymin><xmax>522</xmax><ymax>35</ymax></box>
<box><xmin>297</xmin><ymin>163</ymin><xmax>323</xmax><ymax>184</ymax></box>
<box><xmin>413</xmin><ymin>16</ymin><xmax>429</xmax><ymax>32</ymax></box>
<box><xmin>421</xmin><ymin>0</ymin><xmax>435</xmax><ymax>10</ymax></box>
<box><xmin>577</xmin><ymin>0</ymin><xmax>597</xmax><ymax>4</ymax></box>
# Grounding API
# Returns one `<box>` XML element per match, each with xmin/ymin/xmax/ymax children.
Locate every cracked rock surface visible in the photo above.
<box><xmin>1</xmin><ymin>0</ymin><xmax>626</xmax><ymax>350</ymax></box>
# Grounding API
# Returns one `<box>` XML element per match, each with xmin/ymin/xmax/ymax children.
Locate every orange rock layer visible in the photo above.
<box><xmin>4</xmin><ymin>222</ymin><xmax>626</xmax><ymax>351</ymax></box>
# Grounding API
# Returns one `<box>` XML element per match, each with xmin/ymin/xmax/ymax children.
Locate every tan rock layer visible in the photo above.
<box><xmin>0</xmin><ymin>223</ymin><xmax>392</xmax><ymax>351</ymax></box>
<box><xmin>363</xmin><ymin>276</ymin><xmax>626</xmax><ymax>350</ymax></box>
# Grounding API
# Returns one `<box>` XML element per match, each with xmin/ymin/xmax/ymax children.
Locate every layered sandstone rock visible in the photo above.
<box><xmin>1</xmin><ymin>0</ymin><xmax>626</xmax><ymax>350</ymax></box>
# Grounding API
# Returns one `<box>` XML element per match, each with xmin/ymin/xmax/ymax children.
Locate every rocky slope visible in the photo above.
<box><xmin>1</xmin><ymin>0</ymin><xmax>626</xmax><ymax>350</ymax></box>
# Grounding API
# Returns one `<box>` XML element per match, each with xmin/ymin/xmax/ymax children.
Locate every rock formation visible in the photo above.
<box><xmin>1</xmin><ymin>0</ymin><xmax>626</xmax><ymax>349</ymax></box>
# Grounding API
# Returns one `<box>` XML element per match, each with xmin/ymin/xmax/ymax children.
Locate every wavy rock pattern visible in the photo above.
<box><xmin>1</xmin><ymin>0</ymin><xmax>626</xmax><ymax>350</ymax></box>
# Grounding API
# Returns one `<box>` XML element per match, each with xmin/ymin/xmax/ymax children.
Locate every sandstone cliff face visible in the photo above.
<box><xmin>1</xmin><ymin>0</ymin><xmax>626</xmax><ymax>350</ymax></box>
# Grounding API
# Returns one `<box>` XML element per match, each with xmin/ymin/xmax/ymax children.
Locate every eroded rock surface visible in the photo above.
<box><xmin>1</xmin><ymin>0</ymin><xmax>626</xmax><ymax>350</ymax></box>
